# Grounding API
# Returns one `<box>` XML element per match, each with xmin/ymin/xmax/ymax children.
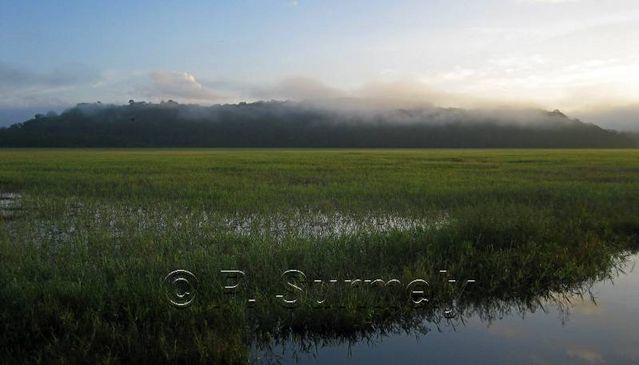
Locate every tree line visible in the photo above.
<box><xmin>0</xmin><ymin>101</ymin><xmax>635</xmax><ymax>148</ymax></box>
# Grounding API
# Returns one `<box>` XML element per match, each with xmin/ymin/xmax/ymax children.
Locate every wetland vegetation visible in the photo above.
<box><xmin>1</xmin><ymin>149</ymin><xmax>638</xmax><ymax>363</ymax></box>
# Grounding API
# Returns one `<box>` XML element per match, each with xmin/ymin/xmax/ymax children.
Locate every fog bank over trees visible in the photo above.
<box><xmin>0</xmin><ymin>100</ymin><xmax>635</xmax><ymax>148</ymax></box>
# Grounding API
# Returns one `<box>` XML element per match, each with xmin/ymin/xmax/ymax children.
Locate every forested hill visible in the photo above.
<box><xmin>0</xmin><ymin>101</ymin><xmax>635</xmax><ymax>148</ymax></box>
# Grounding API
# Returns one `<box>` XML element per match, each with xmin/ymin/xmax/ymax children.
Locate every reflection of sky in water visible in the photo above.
<box><xmin>268</xmin><ymin>254</ymin><xmax>639</xmax><ymax>365</ymax></box>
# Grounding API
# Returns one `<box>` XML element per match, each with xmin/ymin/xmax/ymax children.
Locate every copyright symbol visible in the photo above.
<box><xmin>163</xmin><ymin>269</ymin><xmax>198</xmax><ymax>308</ymax></box>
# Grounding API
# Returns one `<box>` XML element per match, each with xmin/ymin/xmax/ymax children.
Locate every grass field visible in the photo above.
<box><xmin>1</xmin><ymin>149</ymin><xmax>639</xmax><ymax>364</ymax></box>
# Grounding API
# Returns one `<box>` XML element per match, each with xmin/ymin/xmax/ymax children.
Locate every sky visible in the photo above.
<box><xmin>1</xmin><ymin>0</ymin><xmax>638</xmax><ymax>129</ymax></box>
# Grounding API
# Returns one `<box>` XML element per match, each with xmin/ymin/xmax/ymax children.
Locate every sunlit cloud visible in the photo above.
<box><xmin>484</xmin><ymin>323</ymin><xmax>519</xmax><ymax>339</ymax></box>
<box><xmin>251</xmin><ymin>76</ymin><xmax>343</xmax><ymax>101</ymax></box>
<box><xmin>566</xmin><ymin>345</ymin><xmax>604</xmax><ymax>364</ymax></box>
<box><xmin>143</xmin><ymin>71</ymin><xmax>226</xmax><ymax>103</ymax></box>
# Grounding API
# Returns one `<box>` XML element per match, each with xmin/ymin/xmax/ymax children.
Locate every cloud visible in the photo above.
<box><xmin>485</xmin><ymin>323</ymin><xmax>519</xmax><ymax>339</ymax></box>
<box><xmin>573</xmin><ymin>104</ymin><xmax>639</xmax><ymax>131</ymax></box>
<box><xmin>247</xmin><ymin>76</ymin><xmax>550</xmax><ymax>114</ymax></box>
<box><xmin>354</xmin><ymin>80</ymin><xmax>468</xmax><ymax>109</ymax></box>
<box><xmin>251</xmin><ymin>76</ymin><xmax>344</xmax><ymax>101</ymax></box>
<box><xmin>566</xmin><ymin>346</ymin><xmax>604</xmax><ymax>364</ymax></box>
<box><xmin>0</xmin><ymin>62</ymin><xmax>100</xmax><ymax>103</ymax></box>
<box><xmin>0</xmin><ymin>63</ymin><xmax>99</xmax><ymax>92</ymax></box>
<box><xmin>247</xmin><ymin>77</ymin><xmax>468</xmax><ymax>112</ymax></box>
<box><xmin>0</xmin><ymin>107</ymin><xmax>60</xmax><ymax>127</ymax></box>
<box><xmin>0</xmin><ymin>62</ymin><xmax>105</xmax><ymax>113</ymax></box>
<box><xmin>335</xmin><ymin>78</ymin><xmax>539</xmax><ymax>110</ymax></box>
<box><xmin>144</xmin><ymin>71</ymin><xmax>225</xmax><ymax>103</ymax></box>
<box><xmin>2</xmin><ymin>64</ymin><xmax>638</xmax><ymax>132</ymax></box>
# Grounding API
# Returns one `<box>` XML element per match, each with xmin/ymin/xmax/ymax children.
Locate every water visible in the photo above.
<box><xmin>217</xmin><ymin>212</ymin><xmax>450</xmax><ymax>239</ymax></box>
<box><xmin>20</xmin><ymin>198</ymin><xmax>450</xmax><ymax>242</ymax></box>
<box><xmin>256</xmin><ymin>254</ymin><xmax>639</xmax><ymax>365</ymax></box>
<box><xmin>5</xmin><ymin>195</ymin><xmax>637</xmax><ymax>363</ymax></box>
<box><xmin>0</xmin><ymin>192</ymin><xmax>21</xmax><ymax>219</ymax></box>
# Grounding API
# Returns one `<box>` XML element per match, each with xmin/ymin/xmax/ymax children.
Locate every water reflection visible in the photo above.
<box><xmin>6</xmin><ymin>197</ymin><xmax>637</xmax><ymax>364</ymax></box>
<box><xmin>250</xmin><ymin>252</ymin><xmax>638</xmax><ymax>365</ymax></box>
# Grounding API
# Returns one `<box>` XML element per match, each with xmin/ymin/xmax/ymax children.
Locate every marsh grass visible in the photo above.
<box><xmin>1</xmin><ymin>149</ymin><xmax>638</xmax><ymax>364</ymax></box>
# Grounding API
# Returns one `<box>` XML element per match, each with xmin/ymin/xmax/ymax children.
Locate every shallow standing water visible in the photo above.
<box><xmin>3</xmin><ymin>196</ymin><xmax>637</xmax><ymax>363</ymax></box>
<box><xmin>257</xmin><ymin>254</ymin><xmax>639</xmax><ymax>365</ymax></box>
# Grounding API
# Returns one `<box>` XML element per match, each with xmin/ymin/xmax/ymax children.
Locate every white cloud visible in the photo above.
<box><xmin>144</xmin><ymin>71</ymin><xmax>225</xmax><ymax>103</ymax></box>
